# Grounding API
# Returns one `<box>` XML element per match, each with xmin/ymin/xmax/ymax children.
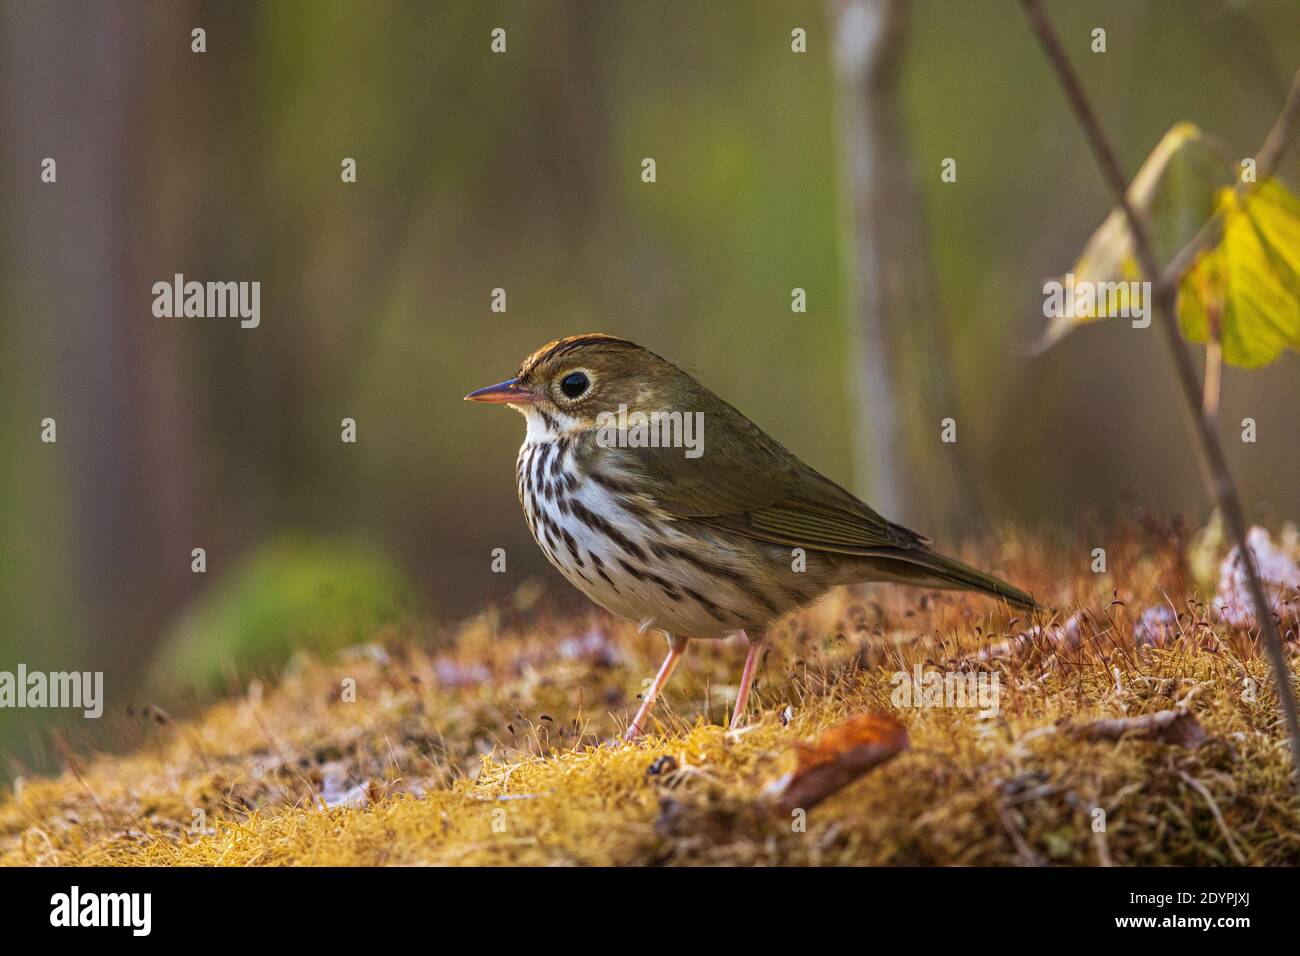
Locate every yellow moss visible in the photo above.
<box><xmin>2</xmin><ymin>522</ymin><xmax>1297</xmax><ymax>866</ymax></box>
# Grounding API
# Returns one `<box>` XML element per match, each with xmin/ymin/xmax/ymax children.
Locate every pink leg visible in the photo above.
<box><xmin>730</xmin><ymin>630</ymin><xmax>766</xmax><ymax>729</ymax></box>
<box><xmin>625</xmin><ymin>635</ymin><xmax>689</xmax><ymax>740</ymax></box>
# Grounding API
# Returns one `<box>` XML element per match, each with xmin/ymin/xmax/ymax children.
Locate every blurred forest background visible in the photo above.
<box><xmin>2</xmin><ymin>0</ymin><xmax>1299</xmax><ymax>773</ymax></box>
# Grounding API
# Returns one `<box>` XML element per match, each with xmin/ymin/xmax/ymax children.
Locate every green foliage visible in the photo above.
<box><xmin>150</xmin><ymin>534</ymin><xmax>413</xmax><ymax>694</ymax></box>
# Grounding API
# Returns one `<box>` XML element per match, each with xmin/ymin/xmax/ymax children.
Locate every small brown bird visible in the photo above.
<box><xmin>467</xmin><ymin>334</ymin><xmax>1035</xmax><ymax>739</ymax></box>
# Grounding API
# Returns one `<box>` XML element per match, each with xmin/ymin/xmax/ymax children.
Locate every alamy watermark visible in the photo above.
<box><xmin>50</xmin><ymin>886</ymin><xmax>150</xmax><ymax>936</ymax></box>
<box><xmin>0</xmin><ymin>664</ymin><xmax>103</xmax><ymax>718</ymax></box>
<box><xmin>152</xmin><ymin>273</ymin><xmax>260</xmax><ymax>328</ymax></box>
<box><xmin>890</xmin><ymin>665</ymin><xmax>1000</xmax><ymax>718</ymax></box>
<box><xmin>1043</xmin><ymin>273</ymin><xmax>1151</xmax><ymax>328</ymax></box>
<box><xmin>595</xmin><ymin>403</ymin><xmax>704</xmax><ymax>459</ymax></box>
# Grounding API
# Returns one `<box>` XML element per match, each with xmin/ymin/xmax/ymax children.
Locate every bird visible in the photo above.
<box><xmin>466</xmin><ymin>334</ymin><xmax>1036</xmax><ymax>739</ymax></box>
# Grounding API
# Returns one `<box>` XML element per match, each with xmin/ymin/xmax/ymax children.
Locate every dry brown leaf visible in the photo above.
<box><xmin>766</xmin><ymin>712</ymin><xmax>909</xmax><ymax>814</ymax></box>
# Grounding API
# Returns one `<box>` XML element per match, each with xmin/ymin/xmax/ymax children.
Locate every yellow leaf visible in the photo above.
<box><xmin>1178</xmin><ymin>179</ymin><xmax>1300</xmax><ymax>368</ymax></box>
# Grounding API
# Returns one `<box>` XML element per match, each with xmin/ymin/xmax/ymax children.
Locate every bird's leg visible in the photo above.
<box><xmin>730</xmin><ymin>629</ymin><xmax>767</xmax><ymax>730</ymax></box>
<box><xmin>625</xmin><ymin>634</ymin><xmax>689</xmax><ymax>740</ymax></box>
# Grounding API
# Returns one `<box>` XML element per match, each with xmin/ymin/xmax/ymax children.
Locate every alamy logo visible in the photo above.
<box><xmin>890</xmin><ymin>666</ymin><xmax>1000</xmax><ymax>718</ymax></box>
<box><xmin>595</xmin><ymin>403</ymin><xmax>704</xmax><ymax>459</ymax></box>
<box><xmin>152</xmin><ymin>273</ymin><xmax>261</xmax><ymax>328</ymax></box>
<box><xmin>1042</xmin><ymin>272</ymin><xmax>1151</xmax><ymax>328</ymax></box>
<box><xmin>50</xmin><ymin>886</ymin><xmax>151</xmax><ymax>936</ymax></box>
<box><xmin>0</xmin><ymin>664</ymin><xmax>103</xmax><ymax>718</ymax></box>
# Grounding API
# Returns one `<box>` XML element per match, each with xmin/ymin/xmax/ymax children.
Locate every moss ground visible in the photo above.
<box><xmin>3</xmin><ymin>520</ymin><xmax>1298</xmax><ymax>865</ymax></box>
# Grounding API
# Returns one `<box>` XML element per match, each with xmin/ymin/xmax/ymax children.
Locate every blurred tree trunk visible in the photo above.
<box><xmin>829</xmin><ymin>0</ymin><xmax>981</xmax><ymax>534</ymax></box>
<box><xmin>3</xmin><ymin>2</ymin><xmax>197</xmax><ymax>680</ymax></box>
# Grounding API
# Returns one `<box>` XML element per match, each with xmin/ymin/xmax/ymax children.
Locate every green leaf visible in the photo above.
<box><xmin>1178</xmin><ymin>179</ymin><xmax>1300</xmax><ymax>368</ymax></box>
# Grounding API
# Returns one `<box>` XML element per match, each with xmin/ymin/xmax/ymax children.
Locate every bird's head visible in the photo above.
<box><xmin>465</xmin><ymin>333</ymin><xmax>697</xmax><ymax>441</ymax></box>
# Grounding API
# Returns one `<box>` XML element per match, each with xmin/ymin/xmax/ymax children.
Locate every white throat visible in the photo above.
<box><xmin>520</xmin><ymin>406</ymin><xmax>582</xmax><ymax>444</ymax></box>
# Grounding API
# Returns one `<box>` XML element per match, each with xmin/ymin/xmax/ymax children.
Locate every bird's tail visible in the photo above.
<box><xmin>855</xmin><ymin>548</ymin><xmax>1039</xmax><ymax>611</ymax></box>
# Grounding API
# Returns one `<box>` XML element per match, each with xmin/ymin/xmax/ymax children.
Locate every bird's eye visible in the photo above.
<box><xmin>559</xmin><ymin>371</ymin><xmax>589</xmax><ymax>399</ymax></box>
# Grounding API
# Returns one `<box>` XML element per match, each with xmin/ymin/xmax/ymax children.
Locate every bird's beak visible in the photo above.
<box><xmin>463</xmin><ymin>377</ymin><xmax>538</xmax><ymax>405</ymax></box>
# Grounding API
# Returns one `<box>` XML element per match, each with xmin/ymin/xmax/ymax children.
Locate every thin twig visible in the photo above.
<box><xmin>1161</xmin><ymin>65</ymin><xmax>1300</xmax><ymax>288</ymax></box>
<box><xmin>1177</xmin><ymin>771</ymin><xmax>1249</xmax><ymax>865</ymax></box>
<box><xmin>1196</xmin><ymin>265</ymin><xmax>1223</xmax><ymax>423</ymax></box>
<box><xmin>1202</xmin><ymin>317</ymin><xmax>1222</xmax><ymax>424</ymax></box>
<box><xmin>1254</xmin><ymin>65</ymin><xmax>1300</xmax><ymax>184</ymax></box>
<box><xmin>1019</xmin><ymin>0</ymin><xmax>1300</xmax><ymax>787</ymax></box>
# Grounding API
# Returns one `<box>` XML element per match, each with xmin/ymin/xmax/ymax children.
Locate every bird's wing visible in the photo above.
<box><xmin>587</xmin><ymin>420</ymin><xmax>929</xmax><ymax>556</ymax></box>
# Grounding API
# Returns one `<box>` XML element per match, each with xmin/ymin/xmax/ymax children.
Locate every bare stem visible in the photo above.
<box><xmin>1019</xmin><ymin>0</ymin><xmax>1300</xmax><ymax>785</ymax></box>
<box><xmin>1203</xmin><ymin>305</ymin><xmax>1222</xmax><ymax>425</ymax></box>
<box><xmin>1194</xmin><ymin>268</ymin><xmax>1224</xmax><ymax>424</ymax></box>
<box><xmin>1202</xmin><ymin>336</ymin><xmax>1222</xmax><ymax>424</ymax></box>
<box><xmin>1162</xmin><ymin>64</ymin><xmax>1300</xmax><ymax>288</ymax></box>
